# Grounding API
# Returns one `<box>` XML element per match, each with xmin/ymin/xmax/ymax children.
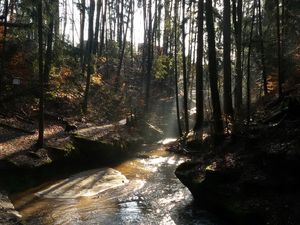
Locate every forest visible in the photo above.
<box><xmin>0</xmin><ymin>0</ymin><xmax>299</xmax><ymax>224</ymax></box>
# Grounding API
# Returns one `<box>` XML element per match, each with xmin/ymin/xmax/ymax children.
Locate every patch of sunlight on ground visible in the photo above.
<box><xmin>157</xmin><ymin>138</ymin><xmax>177</xmax><ymax>145</ymax></box>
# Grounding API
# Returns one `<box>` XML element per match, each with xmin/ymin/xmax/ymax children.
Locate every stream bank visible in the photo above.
<box><xmin>175</xmin><ymin>96</ymin><xmax>300</xmax><ymax>225</ymax></box>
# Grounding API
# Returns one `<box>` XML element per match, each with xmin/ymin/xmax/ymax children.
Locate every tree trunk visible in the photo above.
<box><xmin>99</xmin><ymin>0</ymin><xmax>107</xmax><ymax>56</ymax></box>
<box><xmin>223</xmin><ymin>0</ymin><xmax>234</xmax><ymax>119</ymax></box>
<box><xmin>246</xmin><ymin>0</ymin><xmax>256</xmax><ymax>126</ymax></box>
<box><xmin>62</xmin><ymin>0</ymin><xmax>67</xmax><ymax>43</ymax></box>
<box><xmin>258</xmin><ymin>0</ymin><xmax>267</xmax><ymax>96</ymax></box>
<box><xmin>130</xmin><ymin>0</ymin><xmax>134</xmax><ymax>65</ymax></box>
<box><xmin>44</xmin><ymin>1</ymin><xmax>54</xmax><ymax>84</ymax></box>
<box><xmin>53</xmin><ymin>0</ymin><xmax>59</xmax><ymax>53</ymax></box>
<box><xmin>163</xmin><ymin>0</ymin><xmax>170</xmax><ymax>55</ymax></box>
<box><xmin>233</xmin><ymin>0</ymin><xmax>243</xmax><ymax>110</ymax></box>
<box><xmin>182</xmin><ymin>0</ymin><xmax>189</xmax><ymax>134</ymax></box>
<box><xmin>276</xmin><ymin>0</ymin><xmax>283</xmax><ymax>98</ymax></box>
<box><xmin>194</xmin><ymin>0</ymin><xmax>204</xmax><ymax>136</ymax></box>
<box><xmin>94</xmin><ymin>0</ymin><xmax>102</xmax><ymax>53</ymax></box>
<box><xmin>0</xmin><ymin>0</ymin><xmax>8</xmax><ymax>96</ymax></box>
<box><xmin>174</xmin><ymin>0</ymin><xmax>182</xmax><ymax>137</ymax></box>
<box><xmin>80</xmin><ymin>0</ymin><xmax>86</xmax><ymax>65</ymax></box>
<box><xmin>116</xmin><ymin>0</ymin><xmax>132</xmax><ymax>85</ymax></box>
<box><xmin>83</xmin><ymin>0</ymin><xmax>95</xmax><ymax>113</ymax></box>
<box><xmin>144</xmin><ymin>0</ymin><xmax>153</xmax><ymax>112</ymax></box>
<box><xmin>71</xmin><ymin>0</ymin><xmax>75</xmax><ymax>46</ymax></box>
<box><xmin>206</xmin><ymin>0</ymin><xmax>223</xmax><ymax>139</ymax></box>
<box><xmin>37</xmin><ymin>0</ymin><xmax>44</xmax><ymax>148</ymax></box>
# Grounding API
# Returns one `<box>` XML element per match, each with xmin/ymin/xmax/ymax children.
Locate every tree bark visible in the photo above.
<box><xmin>94</xmin><ymin>0</ymin><xmax>102</xmax><ymax>53</ymax></box>
<box><xmin>83</xmin><ymin>0</ymin><xmax>95</xmax><ymax>113</ymax></box>
<box><xmin>182</xmin><ymin>0</ymin><xmax>189</xmax><ymax>134</ymax></box>
<box><xmin>174</xmin><ymin>0</ymin><xmax>182</xmax><ymax>137</ymax></box>
<box><xmin>223</xmin><ymin>0</ymin><xmax>234</xmax><ymax>119</ymax></box>
<box><xmin>44</xmin><ymin>1</ymin><xmax>54</xmax><ymax>84</ymax></box>
<box><xmin>206</xmin><ymin>0</ymin><xmax>223</xmax><ymax>139</ymax></box>
<box><xmin>37</xmin><ymin>0</ymin><xmax>44</xmax><ymax>148</ymax></box>
<box><xmin>276</xmin><ymin>0</ymin><xmax>283</xmax><ymax>98</ymax></box>
<box><xmin>99</xmin><ymin>0</ymin><xmax>107</xmax><ymax>56</ymax></box>
<box><xmin>194</xmin><ymin>0</ymin><xmax>204</xmax><ymax>136</ymax></box>
<box><xmin>80</xmin><ymin>0</ymin><xmax>86</xmax><ymax>66</ymax></box>
<box><xmin>144</xmin><ymin>0</ymin><xmax>153</xmax><ymax>112</ymax></box>
<box><xmin>246</xmin><ymin>0</ymin><xmax>256</xmax><ymax>126</ymax></box>
<box><xmin>0</xmin><ymin>0</ymin><xmax>8</xmax><ymax>96</ymax></box>
<box><xmin>233</xmin><ymin>0</ymin><xmax>243</xmax><ymax>110</ymax></box>
<box><xmin>258</xmin><ymin>0</ymin><xmax>267</xmax><ymax>96</ymax></box>
<box><xmin>62</xmin><ymin>0</ymin><xmax>67</xmax><ymax>43</ymax></box>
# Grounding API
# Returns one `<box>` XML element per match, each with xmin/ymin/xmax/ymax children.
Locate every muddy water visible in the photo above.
<box><xmin>11</xmin><ymin>144</ymin><xmax>224</xmax><ymax>225</ymax></box>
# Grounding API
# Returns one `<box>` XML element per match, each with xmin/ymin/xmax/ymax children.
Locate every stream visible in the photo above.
<box><xmin>10</xmin><ymin>142</ymin><xmax>224</xmax><ymax>225</ymax></box>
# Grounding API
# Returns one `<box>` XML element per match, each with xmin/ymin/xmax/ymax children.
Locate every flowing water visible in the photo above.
<box><xmin>11</xmin><ymin>142</ymin><xmax>224</xmax><ymax>225</ymax></box>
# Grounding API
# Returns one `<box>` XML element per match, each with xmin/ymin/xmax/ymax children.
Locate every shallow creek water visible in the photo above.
<box><xmin>11</xmin><ymin>143</ymin><xmax>224</xmax><ymax>225</ymax></box>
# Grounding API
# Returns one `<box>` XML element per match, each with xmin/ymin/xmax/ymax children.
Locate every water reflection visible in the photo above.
<box><xmin>11</xmin><ymin>146</ymin><xmax>224</xmax><ymax>225</ymax></box>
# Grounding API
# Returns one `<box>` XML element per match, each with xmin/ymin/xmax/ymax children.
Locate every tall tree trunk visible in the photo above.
<box><xmin>94</xmin><ymin>0</ymin><xmax>102</xmax><ymax>53</ymax></box>
<box><xmin>233</xmin><ymin>0</ymin><xmax>243</xmax><ymax>110</ymax></box>
<box><xmin>80</xmin><ymin>0</ymin><xmax>86</xmax><ymax>65</ymax></box>
<box><xmin>276</xmin><ymin>0</ymin><xmax>283</xmax><ymax>98</ymax></box>
<box><xmin>182</xmin><ymin>0</ymin><xmax>189</xmax><ymax>134</ymax></box>
<box><xmin>205</xmin><ymin>0</ymin><xmax>223</xmax><ymax>139</ymax></box>
<box><xmin>99</xmin><ymin>0</ymin><xmax>107</xmax><ymax>56</ymax></box>
<box><xmin>246</xmin><ymin>0</ymin><xmax>256</xmax><ymax>125</ymax></box>
<box><xmin>83</xmin><ymin>0</ymin><xmax>95</xmax><ymax>112</ymax></box>
<box><xmin>62</xmin><ymin>0</ymin><xmax>67</xmax><ymax>43</ymax></box>
<box><xmin>144</xmin><ymin>0</ymin><xmax>153</xmax><ymax>112</ymax></box>
<box><xmin>194</xmin><ymin>0</ymin><xmax>204</xmax><ymax>136</ymax></box>
<box><xmin>44</xmin><ymin>1</ymin><xmax>54</xmax><ymax>84</ymax></box>
<box><xmin>163</xmin><ymin>0</ymin><xmax>170</xmax><ymax>55</ymax></box>
<box><xmin>116</xmin><ymin>0</ymin><xmax>132</xmax><ymax>85</ymax></box>
<box><xmin>258</xmin><ymin>0</ymin><xmax>267</xmax><ymax>96</ymax></box>
<box><xmin>37</xmin><ymin>0</ymin><xmax>44</xmax><ymax>148</ymax></box>
<box><xmin>174</xmin><ymin>0</ymin><xmax>182</xmax><ymax>137</ymax></box>
<box><xmin>71</xmin><ymin>0</ymin><xmax>75</xmax><ymax>46</ymax></box>
<box><xmin>157</xmin><ymin>0</ymin><xmax>162</xmax><ymax>47</ymax></box>
<box><xmin>223</xmin><ymin>0</ymin><xmax>234</xmax><ymax>119</ymax></box>
<box><xmin>0</xmin><ymin>0</ymin><xmax>8</xmax><ymax>96</ymax></box>
<box><xmin>53</xmin><ymin>0</ymin><xmax>59</xmax><ymax>53</ymax></box>
<box><xmin>130</xmin><ymin>0</ymin><xmax>134</xmax><ymax>65</ymax></box>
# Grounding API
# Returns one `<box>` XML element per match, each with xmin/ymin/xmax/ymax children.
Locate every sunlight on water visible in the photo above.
<box><xmin>36</xmin><ymin>168</ymin><xmax>129</xmax><ymax>198</ymax></box>
<box><xmin>11</xmin><ymin>146</ymin><xmax>223</xmax><ymax>225</ymax></box>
